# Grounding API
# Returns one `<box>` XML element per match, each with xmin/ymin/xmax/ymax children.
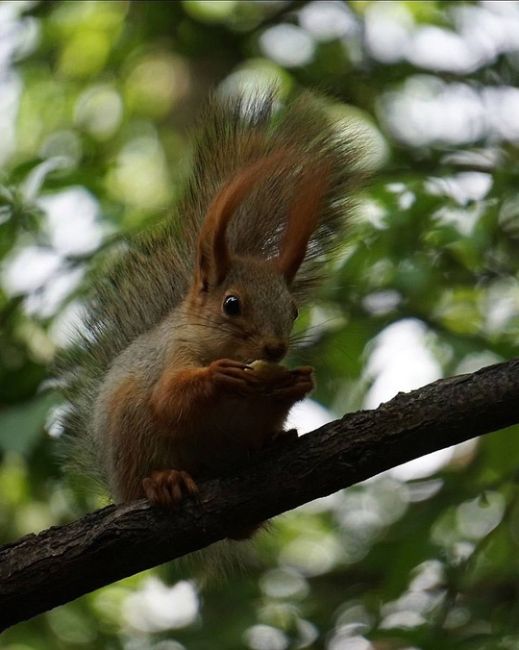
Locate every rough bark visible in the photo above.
<box><xmin>1</xmin><ymin>358</ymin><xmax>519</xmax><ymax>630</ymax></box>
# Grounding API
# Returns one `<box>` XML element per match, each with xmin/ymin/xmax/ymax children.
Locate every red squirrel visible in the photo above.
<box><xmin>58</xmin><ymin>92</ymin><xmax>359</xmax><ymax>510</ymax></box>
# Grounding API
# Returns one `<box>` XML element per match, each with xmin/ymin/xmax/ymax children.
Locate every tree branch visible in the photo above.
<box><xmin>2</xmin><ymin>358</ymin><xmax>519</xmax><ymax>630</ymax></box>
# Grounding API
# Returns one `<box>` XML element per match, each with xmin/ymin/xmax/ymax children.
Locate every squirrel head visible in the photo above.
<box><xmin>182</xmin><ymin>151</ymin><xmax>328</xmax><ymax>364</ymax></box>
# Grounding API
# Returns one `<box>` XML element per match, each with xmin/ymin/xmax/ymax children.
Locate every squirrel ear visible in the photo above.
<box><xmin>196</xmin><ymin>151</ymin><xmax>288</xmax><ymax>290</ymax></box>
<box><xmin>276</xmin><ymin>162</ymin><xmax>330</xmax><ymax>284</ymax></box>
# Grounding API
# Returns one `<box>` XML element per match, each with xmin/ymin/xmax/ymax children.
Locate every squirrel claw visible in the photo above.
<box><xmin>142</xmin><ymin>469</ymin><xmax>199</xmax><ymax>509</ymax></box>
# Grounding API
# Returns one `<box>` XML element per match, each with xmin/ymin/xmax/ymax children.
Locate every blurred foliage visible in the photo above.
<box><xmin>1</xmin><ymin>0</ymin><xmax>519</xmax><ymax>648</ymax></box>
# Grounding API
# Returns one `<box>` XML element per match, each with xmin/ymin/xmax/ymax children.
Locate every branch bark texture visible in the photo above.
<box><xmin>1</xmin><ymin>358</ymin><xmax>519</xmax><ymax>630</ymax></box>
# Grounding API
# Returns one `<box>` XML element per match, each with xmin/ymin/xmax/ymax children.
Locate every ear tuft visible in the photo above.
<box><xmin>196</xmin><ymin>150</ymin><xmax>290</xmax><ymax>289</ymax></box>
<box><xmin>276</xmin><ymin>160</ymin><xmax>330</xmax><ymax>284</ymax></box>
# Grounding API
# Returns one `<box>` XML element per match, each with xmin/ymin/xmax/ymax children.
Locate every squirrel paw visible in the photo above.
<box><xmin>208</xmin><ymin>358</ymin><xmax>261</xmax><ymax>395</ymax></box>
<box><xmin>142</xmin><ymin>469</ymin><xmax>199</xmax><ymax>509</ymax></box>
<box><xmin>270</xmin><ymin>366</ymin><xmax>314</xmax><ymax>401</ymax></box>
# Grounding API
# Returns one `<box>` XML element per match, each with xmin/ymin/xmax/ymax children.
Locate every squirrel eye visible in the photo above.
<box><xmin>292</xmin><ymin>305</ymin><xmax>299</xmax><ymax>320</ymax></box>
<box><xmin>223</xmin><ymin>295</ymin><xmax>241</xmax><ymax>316</ymax></box>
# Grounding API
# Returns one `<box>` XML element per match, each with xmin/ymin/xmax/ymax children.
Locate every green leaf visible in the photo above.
<box><xmin>0</xmin><ymin>393</ymin><xmax>58</xmax><ymax>455</ymax></box>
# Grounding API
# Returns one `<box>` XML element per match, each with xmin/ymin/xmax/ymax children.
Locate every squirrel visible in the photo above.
<box><xmin>57</xmin><ymin>91</ymin><xmax>359</xmax><ymax>515</ymax></box>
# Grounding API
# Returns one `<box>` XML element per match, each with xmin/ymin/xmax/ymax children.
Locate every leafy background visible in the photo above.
<box><xmin>1</xmin><ymin>1</ymin><xmax>519</xmax><ymax>648</ymax></box>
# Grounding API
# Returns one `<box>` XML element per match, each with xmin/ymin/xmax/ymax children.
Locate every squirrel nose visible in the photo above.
<box><xmin>262</xmin><ymin>341</ymin><xmax>287</xmax><ymax>362</ymax></box>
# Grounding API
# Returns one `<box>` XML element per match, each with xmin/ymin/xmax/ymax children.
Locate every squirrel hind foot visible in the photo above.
<box><xmin>142</xmin><ymin>469</ymin><xmax>199</xmax><ymax>509</ymax></box>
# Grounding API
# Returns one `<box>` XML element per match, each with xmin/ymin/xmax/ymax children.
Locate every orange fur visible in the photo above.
<box><xmin>276</xmin><ymin>161</ymin><xmax>331</xmax><ymax>283</ymax></box>
<box><xmin>149</xmin><ymin>366</ymin><xmax>213</xmax><ymax>429</ymax></box>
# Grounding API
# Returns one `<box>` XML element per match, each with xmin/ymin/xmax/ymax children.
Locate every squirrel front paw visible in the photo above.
<box><xmin>142</xmin><ymin>469</ymin><xmax>199</xmax><ymax>509</ymax></box>
<box><xmin>208</xmin><ymin>359</ymin><xmax>314</xmax><ymax>401</ymax></box>
<box><xmin>269</xmin><ymin>366</ymin><xmax>314</xmax><ymax>402</ymax></box>
<box><xmin>208</xmin><ymin>358</ymin><xmax>262</xmax><ymax>395</ymax></box>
